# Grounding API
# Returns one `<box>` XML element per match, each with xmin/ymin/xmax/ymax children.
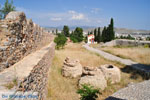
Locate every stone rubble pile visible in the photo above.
<box><xmin>62</xmin><ymin>57</ymin><xmax>121</xmax><ymax>90</ymax></box>
<box><xmin>0</xmin><ymin>11</ymin><xmax>52</xmax><ymax>72</ymax></box>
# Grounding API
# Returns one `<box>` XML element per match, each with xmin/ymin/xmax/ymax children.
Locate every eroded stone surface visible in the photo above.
<box><xmin>62</xmin><ymin>57</ymin><xmax>82</xmax><ymax>78</ymax></box>
<box><xmin>79</xmin><ymin>66</ymin><xmax>107</xmax><ymax>90</ymax></box>
<box><xmin>100</xmin><ymin>64</ymin><xmax>121</xmax><ymax>84</ymax></box>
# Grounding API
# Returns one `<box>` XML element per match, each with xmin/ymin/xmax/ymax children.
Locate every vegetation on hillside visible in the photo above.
<box><xmin>116</xmin><ymin>34</ymin><xmax>135</xmax><ymax>40</ymax></box>
<box><xmin>0</xmin><ymin>0</ymin><xmax>15</xmax><ymax>19</ymax></box>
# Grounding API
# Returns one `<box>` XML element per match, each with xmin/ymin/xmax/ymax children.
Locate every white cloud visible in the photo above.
<box><xmin>68</xmin><ymin>10</ymin><xmax>76</xmax><ymax>14</ymax></box>
<box><xmin>91</xmin><ymin>8</ymin><xmax>101</xmax><ymax>14</ymax></box>
<box><xmin>15</xmin><ymin>7</ymin><xmax>106</xmax><ymax>27</ymax></box>
<box><xmin>68</xmin><ymin>10</ymin><xmax>87</xmax><ymax>20</ymax></box>
<box><xmin>71</xmin><ymin>13</ymin><xmax>85</xmax><ymax>20</ymax></box>
<box><xmin>51</xmin><ymin>17</ymin><xmax>62</xmax><ymax>21</ymax></box>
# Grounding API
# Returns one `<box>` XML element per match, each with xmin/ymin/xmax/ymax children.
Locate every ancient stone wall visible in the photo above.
<box><xmin>18</xmin><ymin>42</ymin><xmax>55</xmax><ymax>100</ymax></box>
<box><xmin>0</xmin><ymin>11</ymin><xmax>53</xmax><ymax>72</ymax></box>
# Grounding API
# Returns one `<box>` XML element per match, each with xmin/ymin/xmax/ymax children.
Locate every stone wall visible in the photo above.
<box><xmin>18</xmin><ymin>42</ymin><xmax>55</xmax><ymax>100</ymax></box>
<box><xmin>0</xmin><ymin>11</ymin><xmax>53</xmax><ymax>72</ymax></box>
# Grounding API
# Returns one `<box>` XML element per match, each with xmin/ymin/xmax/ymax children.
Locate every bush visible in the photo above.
<box><xmin>54</xmin><ymin>34</ymin><xmax>67</xmax><ymax>49</ymax></box>
<box><xmin>77</xmin><ymin>84</ymin><xmax>101</xmax><ymax>100</ymax></box>
<box><xmin>144</xmin><ymin>44</ymin><xmax>149</xmax><ymax>48</ymax></box>
<box><xmin>70</xmin><ymin>27</ymin><xmax>84</xmax><ymax>43</ymax></box>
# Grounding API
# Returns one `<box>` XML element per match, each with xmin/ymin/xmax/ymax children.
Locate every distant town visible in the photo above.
<box><xmin>45</xmin><ymin>27</ymin><xmax>150</xmax><ymax>41</ymax></box>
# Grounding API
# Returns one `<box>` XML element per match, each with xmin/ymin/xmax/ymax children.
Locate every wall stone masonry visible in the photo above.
<box><xmin>0</xmin><ymin>11</ymin><xmax>53</xmax><ymax>72</ymax></box>
<box><xmin>18</xmin><ymin>42</ymin><xmax>55</xmax><ymax>100</ymax></box>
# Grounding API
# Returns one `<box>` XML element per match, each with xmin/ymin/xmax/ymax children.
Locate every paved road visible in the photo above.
<box><xmin>83</xmin><ymin>44</ymin><xmax>150</xmax><ymax>78</ymax></box>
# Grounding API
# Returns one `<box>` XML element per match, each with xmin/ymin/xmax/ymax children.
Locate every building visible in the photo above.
<box><xmin>88</xmin><ymin>34</ymin><xmax>95</xmax><ymax>44</ymax></box>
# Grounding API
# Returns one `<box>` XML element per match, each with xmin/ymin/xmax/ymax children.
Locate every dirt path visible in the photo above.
<box><xmin>83</xmin><ymin>44</ymin><xmax>150</xmax><ymax>78</ymax></box>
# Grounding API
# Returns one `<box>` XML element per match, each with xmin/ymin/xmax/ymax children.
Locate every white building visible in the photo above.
<box><xmin>88</xmin><ymin>34</ymin><xmax>95</xmax><ymax>44</ymax></box>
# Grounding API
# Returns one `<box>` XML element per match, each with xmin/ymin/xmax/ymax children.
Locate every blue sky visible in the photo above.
<box><xmin>0</xmin><ymin>0</ymin><xmax>150</xmax><ymax>30</ymax></box>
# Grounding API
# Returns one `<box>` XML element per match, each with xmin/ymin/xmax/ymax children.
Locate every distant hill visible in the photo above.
<box><xmin>44</xmin><ymin>26</ymin><xmax>150</xmax><ymax>34</ymax></box>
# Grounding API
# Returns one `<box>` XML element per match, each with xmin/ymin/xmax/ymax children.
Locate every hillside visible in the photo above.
<box><xmin>45</xmin><ymin>26</ymin><xmax>150</xmax><ymax>34</ymax></box>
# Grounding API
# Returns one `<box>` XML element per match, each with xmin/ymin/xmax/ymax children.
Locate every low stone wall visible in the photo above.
<box><xmin>102</xmin><ymin>39</ymin><xmax>150</xmax><ymax>47</ymax></box>
<box><xmin>0</xmin><ymin>11</ymin><xmax>53</xmax><ymax>72</ymax></box>
<box><xmin>17</xmin><ymin>42</ymin><xmax>55</xmax><ymax>100</ymax></box>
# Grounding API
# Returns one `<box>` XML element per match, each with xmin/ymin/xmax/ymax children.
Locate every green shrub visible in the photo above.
<box><xmin>54</xmin><ymin>34</ymin><xmax>67</xmax><ymax>49</ymax></box>
<box><xmin>70</xmin><ymin>27</ymin><xmax>84</xmax><ymax>43</ymax></box>
<box><xmin>77</xmin><ymin>84</ymin><xmax>101</xmax><ymax>100</ymax></box>
<box><xmin>144</xmin><ymin>44</ymin><xmax>149</xmax><ymax>48</ymax></box>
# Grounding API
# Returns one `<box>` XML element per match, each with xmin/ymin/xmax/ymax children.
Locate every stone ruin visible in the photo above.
<box><xmin>0</xmin><ymin>11</ymin><xmax>53</xmax><ymax>72</ymax></box>
<box><xmin>62</xmin><ymin>57</ymin><xmax>82</xmax><ymax>78</ymax></box>
<box><xmin>100</xmin><ymin>64</ymin><xmax>121</xmax><ymax>84</ymax></box>
<box><xmin>62</xmin><ymin>57</ymin><xmax>121</xmax><ymax>90</ymax></box>
<box><xmin>79</xmin><ymin>66</ymin><xmax>107</xmax><ymax>90</ymax></box>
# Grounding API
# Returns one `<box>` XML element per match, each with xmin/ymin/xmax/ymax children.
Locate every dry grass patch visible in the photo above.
<box><xmin>99</xmin><ymin>46</ymin><xmax>150</xmax><ymax>65</ymax></box>
<box><xmin>47</xmin><ymin>43</ymin><xmax>144</xmax><ymax>100</ymax></box>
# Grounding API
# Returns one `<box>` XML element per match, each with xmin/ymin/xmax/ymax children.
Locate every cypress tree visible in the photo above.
<box><xmin>97</xmin><ymin>27</ymin><xmax>101</xmax><ymax>43</ymax></box>
<box><xmin>62</xmin><ymin>25</ymin><xmax>70</xmax><ymax>37</ymax></box>
<box><xmin>102</xmin><ymin>26</ymin><xmax>106</xmax><ymax>42</ymax></box>
<box><xmin>110</xmin><ymin>18</ymin><xmax>115</xmax><ymax>40</ymax></box>
<box><xmin>94</xmin><ymin>28</ymin><xmax>97</xmax><ymax>42</ymax></box>
<box><xmin>56</xmin><ymin>29</ymin><xmax>58</xmax><ymax>35</ymax></box>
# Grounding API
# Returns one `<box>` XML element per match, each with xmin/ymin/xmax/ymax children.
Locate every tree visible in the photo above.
<box><xmin>109</xmin><ymin>18</ymin><xmax>115</xmax><ymax>40</ymax></box>
<box><xmin>70</xmin><ymin>27</ymin><xmax>84</xmax><ymax>43</ymax></box>
<box><xmin>0</xmin><ymin>0</ymin><xmax>15</xmax><ymax>19</ymax></box>
<box><xmin>97</xmin><ymin>27</ymin><xmax>101</xmax><ymax>43</ymax></box>
<box><xmin>77</xmin><ymin>84</ymin><xmax>100</xmax><ymax>100</ymax></box>
<box><xmin>62</xmin><ymin>25</ymin><xmax>70</xmax><ymax>37</ymax></box>
<box><xmin>101</xmin><ymin>26</ymin><xmax>107</xmax><ymax>42</ymax></box>
<box><xmin>94</xmin><ymin>28</ymin><xmax>97</xmax><ymax>42</ymax></box>
<box><xmin>90</xmin><ymin>31</ymin><xmax>93</xmax><ymax>35</ymax></box>
<box><xmin>100</xmin><ymin>18</ymin><xmax>115</xmax><ymax>43</ymax></box>
<box><xmin>56</xmin><ymin>29</ymin><xmax>58</xmax><ymax>35</ymax></box>
<box><xmin>54</xmin><ymin>34</ymin><xmax>67</xmax><ymax>49</ymax></box>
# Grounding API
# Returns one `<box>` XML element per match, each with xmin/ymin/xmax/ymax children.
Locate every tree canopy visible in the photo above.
<box><xmin>62</xmin><ymin>25</ymin><xmax>70</xmax><ymax>37</ymax></box>
<box><xmin>70</xmin><ymin>27</ymin><xmax>84</xmax><ymax>43</ymax></box>
<box><xmin>0</xmin><ymin>0</ymin><xmax>15</xmax><ymax>19</ymax></box>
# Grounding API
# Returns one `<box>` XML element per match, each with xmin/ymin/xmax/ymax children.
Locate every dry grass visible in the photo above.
<box><xmin>99</xmin><ymin>46</ymin><xmax>150</xmax><ymax>65</ymax></box>
<box><xmin>47</xmin><ymin>43</ymin><xmax>143</xmax><ymax>100</ymax></box>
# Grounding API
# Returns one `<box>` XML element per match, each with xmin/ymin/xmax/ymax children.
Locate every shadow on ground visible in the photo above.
<box><xmin>105</xmin><ymin>96</ymin><xmax>126</xmax><ymax>100</ymax></box>
<box><xmin>121</xmin><ymin>64</ymin><xmax>150</xmax><ymax>80</ymax></box>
